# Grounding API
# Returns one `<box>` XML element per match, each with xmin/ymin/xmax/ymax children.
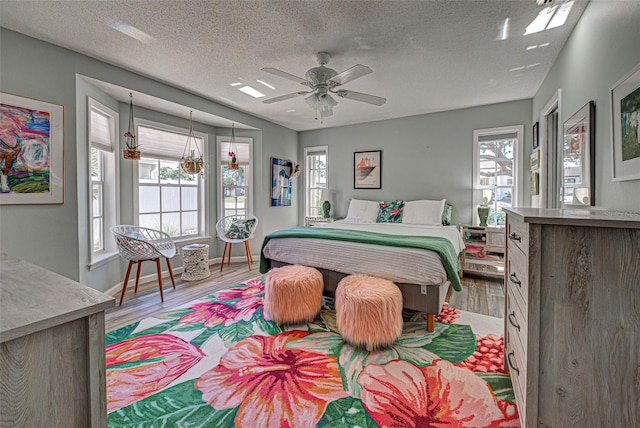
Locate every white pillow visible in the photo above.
<box><xmin>402</xmin><ymin>199</ymin><xmax>446</xmax><ymax>225</ymax></box>
<box><xmin>345</xmin><ymin>199</ymin><xmax>380</xmax><ymax>223</ymax></box>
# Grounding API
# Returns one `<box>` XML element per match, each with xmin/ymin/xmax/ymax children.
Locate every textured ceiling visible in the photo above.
<box><xmin>0</xmin><ymin>0</ymin><xmax>590</xmax><ymax>131</ymax></box>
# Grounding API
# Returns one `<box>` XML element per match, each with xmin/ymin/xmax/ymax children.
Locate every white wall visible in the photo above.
<box><xmin>299</xmin><ymin>100</ymin><xmax>532</xmax><ymax>225</ymax></box>
<box><xmin>532</xmin><ymin>0</ymin><xmax>640</xmax><ymax>211</ymax></box>
<box><xmin>0</xmin><ymin>29</ymin><xmax>298</xmax><ymax>291</ymax></box>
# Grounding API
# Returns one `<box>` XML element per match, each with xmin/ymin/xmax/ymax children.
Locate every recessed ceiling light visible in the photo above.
<box><xmin>238</xmin><ymin>86</ymin><xmax>265</xmax><ymax>98</ymax></box>
<box><xmin>526</xmin><ymin>62</ymin><xmax>541</xmax><ymax>68</ymax></box>
<box><xmin>230</xmin><ymin>82</ymin><xmax>243</xmax><ymax>87</ymax></box>
<box><xmin>108</xmin><ymin>21</ymin><xmax>156</xmax><ymax>44</ymax></box>
<box><xmin>509</xmin><ymin>66</ymin><xmax>526</xmax><ymax>72</ymax></box>
<box><xmin>524</xmin><ymin>1</ymin><xmax>573</xmax><ymax>35</ymax></box>
<box><xmin>548</xmin><ymin>1</ymin><xmax>574</xmax><ymax>29</ymax></box>
<box><xmin>539</xmin><ymin>42</ymin><xmax>551</xmax><ymax>47</ymax></box>
<box><xmin>257</xmin><ymin>80</ymin><xmax>276</xmax><ymax>90</ymax></box>
<box><xmin>526</xmin><ymin>45</ymin><xmax>538</xmax><ymax>50</ymax></box>
<box><xmin>524</xmin><ymin>6</ymin><xmax>557</xmax><ymax>35</ymax></box>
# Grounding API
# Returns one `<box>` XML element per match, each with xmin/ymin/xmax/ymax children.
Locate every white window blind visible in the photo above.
<box><xmin>90</xmin><ymin>109</ymin><xmax>114</xmax><ymax>152</ymax></box>
<box><xmin>138</xmin><ymin>125</ymin><xmax>203</xmax><ymax>158</ymax></box>
<box><xmin>219</xmin><ymin>138</ymin><xmax>251</xmax><ymax>163</ymax></box>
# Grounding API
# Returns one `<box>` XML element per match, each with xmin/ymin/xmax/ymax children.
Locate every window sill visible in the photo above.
<box><xmin>173</xmin><ymin>235</ymin><xmax>213</xmax><ymax>248</ymax></box>
<box><xmin>88</xmin><ymin>251</ymin><xmax>119</xmax><ymax>270</ymax></box>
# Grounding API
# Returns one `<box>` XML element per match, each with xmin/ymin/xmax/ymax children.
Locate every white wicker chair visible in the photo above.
<box><xmin>111</xmin><ymin>225</ymin><xmax>177</xmax><ymax>305</ymax></box>
<box><xmin>215</xmin><ymin>215</ymin><xmax>259</xmax><ymax>272</ymax></box>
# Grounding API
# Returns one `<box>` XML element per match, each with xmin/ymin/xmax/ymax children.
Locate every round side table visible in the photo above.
<box><xmin>181</xmin><ymin>244</ymin><xmax>211</xmax><ymax>281</ymax></box>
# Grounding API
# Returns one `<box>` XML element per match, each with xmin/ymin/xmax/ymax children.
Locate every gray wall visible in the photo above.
<box><xmin>532</xmin><ymin>0</ymin><xmax>640</xmax><ymax>211</ymax></box>
<box><xmin>0</xmin><ymin>29</ymin><xmax>298</xmax><ymax>292</ymax></box>
<box><xmin>299</xmin><ymin>100</ymin><xmax>533</xmax><ymax>225</ymax></box>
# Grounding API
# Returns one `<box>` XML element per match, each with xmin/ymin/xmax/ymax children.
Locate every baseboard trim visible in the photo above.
<box><xmin>105</xmin><ymin>256</ymin><xmax>251</xmax><ymax>296</ymax></box>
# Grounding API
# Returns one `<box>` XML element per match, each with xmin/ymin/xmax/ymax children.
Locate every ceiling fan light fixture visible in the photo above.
<box><xmin>261</xmin><ymin>52</ymin><xmax>386</xmax><ymax>122</ymax></box>
<box><xmin>306</xmin><ymin>93</ymin><xmax>337</xmax><ymax>122</ymax></box>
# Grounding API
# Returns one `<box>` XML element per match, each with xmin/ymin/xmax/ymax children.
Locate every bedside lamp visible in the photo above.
<box><xmin>320</xmin><ymin>188</ymin><xmax>331</xmax><ymax>218</ymax></box>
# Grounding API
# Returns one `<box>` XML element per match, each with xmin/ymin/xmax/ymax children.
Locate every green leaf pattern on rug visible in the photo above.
<box><xmin>107</xmin><ymin>278</ymin><xmax>519</xmax><ymax>427</ymax></box>
<box><xmin>105</xmin><ymin>322</ymin><xmax>139</xmax><ymax>346</ymax></box>
<box><xmin>318</xmin><ymin>396</ymin><xmax>380</xmax><ymax>428</ymax></box>
<box><xmin>108</xmin><ymin>379</ymin><xmax>238</xmax><ymax>428</ymax></box>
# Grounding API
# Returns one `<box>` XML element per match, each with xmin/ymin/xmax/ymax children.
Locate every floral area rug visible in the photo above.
<box><xmin>106</xmin><ymin>276</ymin><xmax>520</xmax><ymax>427</ymax></box>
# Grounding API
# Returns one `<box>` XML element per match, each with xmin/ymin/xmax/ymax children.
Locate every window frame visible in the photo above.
<box><xmin>472</xmin><ymin>125</ymin><xmax>523</xmax><ymax>227</ymax></box>
<box><xmin>217</xmin><ymin>135</ymin><xmax>253</xmax><ymax>220</ymax></box>
<box><xmin>133</xmin><ymin>118</ymin><xmax>208</xmax><ymax>243</ymax></box>
<box><xmin>304</xmin><ymin>145</ymin><xmax>329</xmax><ymax>218</ymax></box>
<box><xmin>87</xmin><ymin>98</ymin><xmax>120</xmax><ymax>268</ymax></box>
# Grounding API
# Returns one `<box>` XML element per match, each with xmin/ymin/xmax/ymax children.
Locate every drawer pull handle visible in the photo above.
<box><xmin>509</xmin><ymin>272</ymin><xmax>522</xmax><ymax>287</ymax></box>
<box><xmin>507</xmin><ymin>351</ymin><xmax>520</xmax><ymax>375</ymax></box>
<box><xmin>508</xmin><ymin>311</ymin><xmax>521</xmax><ymax>332</ymax></box>
<box><xmin>509</xmin><ymin>232</ymin><xmax>521</xmax><ymax>242</ymax></box>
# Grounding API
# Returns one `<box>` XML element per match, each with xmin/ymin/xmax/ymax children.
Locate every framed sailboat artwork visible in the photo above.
<box><xmin>354</xmin><ymin>150</ymin><xmax>382</xmax><ymax>189</ymax></box>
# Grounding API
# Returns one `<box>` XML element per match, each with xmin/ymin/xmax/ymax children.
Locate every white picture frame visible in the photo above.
<box><xmin>0</xmin><ymin>92</ymin><xmax>64</xmax><ymax>204</ymax></box>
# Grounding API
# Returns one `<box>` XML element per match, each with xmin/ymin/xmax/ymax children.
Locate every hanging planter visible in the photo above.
<box><xmin>228</xmin><ymin>123</ymin><xmax>239</xmax><ymax>170</ymax></box>
<box><xmin>181</xmin><ymin>150</ymin><xmax>204</xmax><ymax>175</ymax></box>
<box><xmin>180</xmin><ymin>111</ymin><xmax>205</xmax><ymax>177</ymax></box>
<box><xmin>122</xmin><ymin>92</ymin><xmax>141</xmax><ymax>160</ymax></box>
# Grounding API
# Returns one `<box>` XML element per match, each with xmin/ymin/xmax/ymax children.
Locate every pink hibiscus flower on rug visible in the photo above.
<box><xmin>358</xmin><ymin>359</ymin><xmax>519</xmax><ymax>427</ymax></box>
<box><xmin>106</xmin><ymin>333</ymin><xmax>205</xmax><ymax>412</ymax></box>
<box><xmin>178</xmin><ymin>301</ymin><xmax>254</xmax><ymax>327</ymax></box>
<box><xmin>215</xmin><ymin>278</ymin><xmax>264</xmax><ymax>302</ymax></box>
<box><xmin>457</xmin><ymin>334</ymin><xmax>506</xmax><ymax>374</ymax></box>
<box><xmin>195</xmin><ymin>330</ymin><xmax>348</xmax><ymax>427</ymax></box>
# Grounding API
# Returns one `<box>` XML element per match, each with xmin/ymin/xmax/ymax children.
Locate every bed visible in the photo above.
<box><xmin>259</xmin><ymin>198</ymin><xmax>464</xmax><ymax>331</ymax></box>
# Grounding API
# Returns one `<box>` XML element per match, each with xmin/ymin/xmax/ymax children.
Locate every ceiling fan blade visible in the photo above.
<box><xmin>261</xmin><ymin>67</ymin><xmax>311</xmax><ymax>87</ymax></box>
<box><xmin>329</xmin><ymin>64</ymin><xmax>372</xmax><ymax>86</ymax></box>
<box><xmin>262</xmin><ymin>91</ymin><xmax>309</xmax><ymax>104</ymax></box>
<box><xmin>334</xmin><ymin>90</ymin><xmax>386</xmax><ymax>106</ymax></box>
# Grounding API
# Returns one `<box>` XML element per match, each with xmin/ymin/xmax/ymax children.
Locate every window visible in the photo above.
<box><xmin>88</xmin><ymin>99</ymin><xmax>119</xmax><ymax>265</ymax></box>
<box><xmin>473</xmin><ymin>126</ymin><xmax>523</xmax><ymax>226</ymax></box>
<box><xmin>135</xmin><ymin>120</ymin><xmax>206</xmax><ymax>239</ymax></box>
<box><xmin>304</xmin><ymin>146</ymin><xmax>328</xmax><ymax>218</ymax></box>
<box><xmin>218</xmin><ymin>135</ymin><xmax>252</xmax><ymax>218</ymax></box>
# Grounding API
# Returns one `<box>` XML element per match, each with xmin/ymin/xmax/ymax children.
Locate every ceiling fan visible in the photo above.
<box><xmin>261</xmin><ymin>52</ymin><xmax>386</xmax><ymax>121</ymax></box>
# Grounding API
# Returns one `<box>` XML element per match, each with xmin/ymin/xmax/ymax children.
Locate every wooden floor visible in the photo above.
<box><xmin>105</xmin><ymin>264</ymin><xmax>505</xmax><ymax>332</ymax></box>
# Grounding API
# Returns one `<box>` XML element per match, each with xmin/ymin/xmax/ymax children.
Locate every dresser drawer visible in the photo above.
<box><xmin>506</xmin><ymin>215</ymin><xmax>529</xmax><ymax>256</ymax></box>
<box><xmin>506</xmin><ymin>245</ymin><xmax>528</xmax><ymax>309</ymax></box>
<box><xmin>506</xmin><ymin>284</ymin><xmax>528</xmax><ymax>354</ymax></box>
<box><xmin>505</xmin><ymin>329</ymin><xmax>527</xmax><ymax>423</ymax></box>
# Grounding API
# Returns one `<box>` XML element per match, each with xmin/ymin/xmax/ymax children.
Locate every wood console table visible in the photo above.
<box><xmin>0</xmin><ymin>253</ymin><xmax>115</xmax><ymax>427</ymax></box>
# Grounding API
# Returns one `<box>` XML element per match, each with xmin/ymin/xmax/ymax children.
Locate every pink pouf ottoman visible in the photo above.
<box><xmin>264</xmin><ymin>264</ymin><xmax>324</xmax><ymax>324</ymax></box>
<box><xmin>335</xmin><ymin>274</ymin><xmax>403</xmax><ymax>351</ymax></box>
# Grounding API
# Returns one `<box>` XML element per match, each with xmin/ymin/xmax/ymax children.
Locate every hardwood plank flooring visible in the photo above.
<box><xmin>105</xmin><ymin>263</ymin><xmax>258</xmax><ymax>332</ymax></box>
<box><xmin>105</xmin><ymin>264</ymin><xmax>505</xmax><ymax>332</ymax></box>
<box><xmin>448</xmin><ymin>274</ymin><xmax>505</xmax><ymax>318</ymax></box>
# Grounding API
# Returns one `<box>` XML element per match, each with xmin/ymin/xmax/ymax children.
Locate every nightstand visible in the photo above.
<box><xmin>458</xmin><ymin>224</ymin><xmax>505</xmax><ymax>278</ymax></box>
<box><xmin>305</xmin><ymin>216</ymin><xmax>335</xmax><ymax>227</ymax></box>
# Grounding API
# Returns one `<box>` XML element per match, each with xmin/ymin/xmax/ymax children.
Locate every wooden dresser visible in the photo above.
<box><xmin>503</xmin><ymin>208</ymin><xmax>640</xmax><ymax>428</ymax></box>
<box><xmin>0</xmin><ymin>253</ymin><xmax>115</xmax><ymax>427</ymax></box>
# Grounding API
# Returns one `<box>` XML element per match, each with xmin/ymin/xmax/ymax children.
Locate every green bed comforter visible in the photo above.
<box><xmin>259</xmin><ymin>226</ymin><xmax>462</xmax><ymax>291</ymax></box>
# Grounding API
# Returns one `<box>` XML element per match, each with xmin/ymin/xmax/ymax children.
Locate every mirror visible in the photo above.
<box><xmin>561</xmin><ymin>101</ymin><xmax>595</xmax><ymax>206</ymax></box>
